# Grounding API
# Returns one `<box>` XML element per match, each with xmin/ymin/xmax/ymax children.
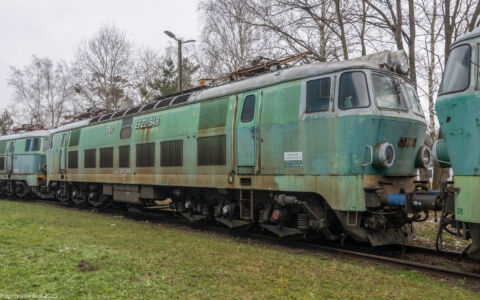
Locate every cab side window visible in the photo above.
<box><xmin>306</xmin><ymin>77</ymin><xmax>331</xmax><ymax>112</ymax></box>
<box><xmin>241</xmin><ymin>95</ymin><xmax>256</xmax><ymax>122</ymax></box>
<box><xmin>338</xmin><ymin>72</ymin><xmax>370</xmax><ymax>109</ymax></box>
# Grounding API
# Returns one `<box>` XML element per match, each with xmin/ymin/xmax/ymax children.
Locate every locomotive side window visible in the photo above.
<box><xmin>404</xmin><ymin>83</ymin><xmax>424</xmax><ymax>116</ymax></box>
<box><xmin>119</xmin><ymin>145</ymin><xmax>130</xmax><ymax>168</ymax></box>
<box><xmin>68</xmin><ymin>151</ymin><xmax>78</xmax><ymax>169</ymax></box>
<box><xmin>306</xmin><ymin>77</ymin><xmax>331</xmax><ymax>112</ymax></box>
<box><xmin>31</xmin><ymin>138</ymin><xmax>41</xmax><ymax>151</ymax></box>
<box><xmin>161</xmin><ymin>140</ymin><xmax>183</xmax><ymax>167</ymax></box>
<box><xmin>197</xmin><ymin>135</ymin><xmax>226</xmax><ymax>166</ymax></box>
<box><xmin>84</xmin><ymin>149</ymin><xmax>96</xmax><ymax>168</ymax></box>
<box><xmin>69</xmin><ymin>129</ymin><xmax>81</xmax><ymax>147</ymax></box>
<box><xmin>371</xmin><ymin>75</ymin><xmax>405</xmax><ymax>110</ymax></box>
<box><xmin>241</xmin><ymin>95</ymin><xmax>256</xmax><ymax>123</ymax></box>
<box><xmin>100</xmin><ymin>147</ymin><xmax>114</xmax><ymax>168</ymax></box>
<box><xmin>439</xmin><ymin>44</ymin><xmax>471</xmax><ymax>95</ymax></box>
<box><xmin>0</xmin><ymin>157</ymin><xmax>4</xmax><ymax>170</ymax></box>
<box><xmin>338</xmin><ymin>72</ymin><xmax>370</xmax><ymax>109</ymax></box>
<box><xmin>136</xmin><ymin>143</ymin><xmax>155</xmax><ymax>167</ymax></box>
<box><xmin>120</xmin><ymin>117</ymin><xmax>133</xmax><ymax>140</ymax></box>
<box><xmin>43</xmin><ymin>138</ymin><xmax>49</xmax><ymax>151</ymax></box>
<box><xmin>25</xmin><ymin>139</ymin><xmax>31</xmax><ymax>152</ymax></box>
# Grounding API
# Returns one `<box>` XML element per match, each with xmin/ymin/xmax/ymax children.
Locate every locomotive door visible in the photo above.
<box><xmin>6</xmin><ymin>141</ymin><xmax>14</xmax><ymax>175</ymax></box>
<box><xmin>59</xmin><ymin>132</ymin><xmax>69</xmax><ymax>173</ymax></box>
<box><xmin>235</xmin><ymin>92</ymin><xmax>259</xmax><ymax>174</ymax></box>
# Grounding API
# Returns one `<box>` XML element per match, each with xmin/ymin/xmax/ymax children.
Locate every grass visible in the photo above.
<box><xmin>412</xmin><ymin>213</ymin><xmax>470</xmax><ymax>251</ymax></box>
<box><xmin>0</xmin><ymin>200</ymin><xmax>478</xmax><ymax>299</ymax></box>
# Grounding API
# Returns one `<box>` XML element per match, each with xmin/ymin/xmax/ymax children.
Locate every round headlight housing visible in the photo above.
<box><xmin>433</xmin><ymin>140</ymin><xmax>451</xmax><ymax>168</ymax></box>
<box><xmin>415</xmin><ymin>145</ymin><xmax>431</xmax><ymax>168</ymax></box>
<box><xmin>373</xmin><ymin>142</ymin><xmax>395</xmax><ymax>169</ymax></box>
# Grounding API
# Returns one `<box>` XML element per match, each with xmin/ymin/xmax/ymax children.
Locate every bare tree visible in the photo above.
<box><xmin>73</xmin><ymin>24</ymin><xmax>133</xmax><ymax>111</ymax></box>
<box><xmin>8</xmin><ymin>56</ymin><xmax>74</xmax><ymax>128</ymax></box>
<box><xmin>131</xmin><ymin>47</ymin><xmax>164</xmax><ymax>104</ymax></box>
<box><xmin>0</xmin><ymin>110</ymin><xmax>14</xmax><ymax>134</ymax></box>
<box><xmin>198</xmin><ymin>0</ymin><xmax>274</xmax><ymax>77</ymax></box>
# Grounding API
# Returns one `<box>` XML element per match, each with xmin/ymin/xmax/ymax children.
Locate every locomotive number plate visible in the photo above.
<box><xmin>135</xmin><ymin>116</ymin><xmax>160</xmax><ymax>129</ymax></box>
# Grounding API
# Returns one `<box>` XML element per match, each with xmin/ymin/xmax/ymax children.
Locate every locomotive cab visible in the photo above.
<box><xmin>305</xmin><ymin>64</ymin><xmax>429</xmax><ymax>245</ymax></box>
<box><xmin>435</xmin><ymin>27</ymin><xmax>480</xmax><ymax>259</ymax></box>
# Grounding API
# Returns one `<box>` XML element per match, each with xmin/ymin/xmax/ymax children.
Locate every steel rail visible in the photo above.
<box><xmin>12</xmin><ymin>198</ymin><xmax>480</xmax><ymax>285</ymax></box>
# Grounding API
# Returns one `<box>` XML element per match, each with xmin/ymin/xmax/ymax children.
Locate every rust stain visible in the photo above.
<box><xmin>398</xmin><ymin>137</ymin><xmax>416</xmax><ymax>148</ymax></box>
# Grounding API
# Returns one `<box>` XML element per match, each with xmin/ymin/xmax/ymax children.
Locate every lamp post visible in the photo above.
<box><xmin>164</xmin><ymin>30</ymin><xmax>196</xmax><ymax>92</ymax></box>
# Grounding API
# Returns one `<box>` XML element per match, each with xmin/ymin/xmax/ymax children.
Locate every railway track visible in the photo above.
<box><xmin>15</xmin><ymin>198</ymin><xmax>480</xmax><ymax>288</ymax></box>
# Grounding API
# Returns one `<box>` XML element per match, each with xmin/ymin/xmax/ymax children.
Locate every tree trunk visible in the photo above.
<box><xmin>335</xmin><ymin>0</ymin><xmax>349</xmax><ymax>60</ymax></box>
<box><xmin>408</xmin><ymin>0</ymin><xmax>416</xmax><ymax>84</ymax></box>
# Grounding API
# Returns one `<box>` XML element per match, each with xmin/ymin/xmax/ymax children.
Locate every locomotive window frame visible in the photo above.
<box><xmin>337</xmin><ymin>71</ymin><xmax>371</xmax><ymax>110</ymax></box>
<box><xmin>43</xmin><ymin>138</ymin><xmax>49</xmax><ymax>151</ymax></box>
<box><xmin>305</xmin><ymin>77</ymin><xmax>331</xmax><ymax>113</ymax></box>
<box><xmin>25</xmin><ymin>139</ymin><xmax>31</xmax><ymax>152</ymax></box>
<box><xmin>84</xmin><ymin>148</ymin><xmax>96</xmax><ymax>168</ymax></box>
<box><xmin>31</xmin><ymin>137</ymin><xmax>41</xmax><ymax>151</ymax></box>
<box><xmin>403</xmin><ymin>82</ymin><xmax>425</xmax><ymax>117</ymax></box>
<box><xmin>136</xmin><ymin>143</ymin><xmax>155</xmax><ymax>168</ymax></box>
<box><xmin>371</xmin><ymin>73</ymin><xmax>407</xmax><ymax>112</ymax></box>
<box><xmin>68</xmin><ymin>150</ymin><xmax>78</xmax><ymax>169</ymax></box>
<box><xmin>438</xmin><ymin>43</ymin><xmax>471</xmax><ymax>96</ymax></box>
<box><xmin>160</xmin><ymin>139</ymin><xmax>183</xmax><ymax>167</ymax></box>
<box><xmin>120</xmin><ymin>117</ymin><xmax>133</xmax><ymax>140</ymax></box>
<box><xmin>119</xmin><ymin>145</ymin><xmax>130</xmax><ymax>168</ymax></box>
<box><xmin>241</xmin><ymin>95</ymin><xmax>256</xmax><ymax>123</ymax></box>
<box><xmin>99</xmin><ymin>147</ymin><xmax>114</xmax><ymax>168</ymax></box>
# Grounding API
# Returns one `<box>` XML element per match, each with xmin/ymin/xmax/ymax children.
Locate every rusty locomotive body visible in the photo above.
<box><xmin>38</xmin><ymin>51</ymin><xmax>434</xmax><ymax>247</ymax></box>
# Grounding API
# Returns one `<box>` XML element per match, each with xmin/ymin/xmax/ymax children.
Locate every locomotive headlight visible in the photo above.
<box><xmin>415</xmin><ymin>146</ymin><xmax>431</xmax><ymax>168</ymax></box>
<box><xmin>373</xmin><ymin>142</ymin><xmax>395</xmax><ymax>169</ymax></box>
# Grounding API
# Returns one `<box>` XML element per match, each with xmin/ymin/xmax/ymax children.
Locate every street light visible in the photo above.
<box><xmin>164</xmin><ymin>30</ymin><xmax>196</xmax><ymax>92</ymax></box>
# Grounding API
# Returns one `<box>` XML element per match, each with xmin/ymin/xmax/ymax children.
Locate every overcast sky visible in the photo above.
<box><xmin>0</xmin><ymin>0</ymin><xmax>200</xmax><ymax>110</ymax></box>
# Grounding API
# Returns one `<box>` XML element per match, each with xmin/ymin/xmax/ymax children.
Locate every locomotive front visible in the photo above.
<box><xmin>434</xmin><ymin>27</ymin><xmax>480</xmax><ymax>259</ymax></box>
<box><xmin>323</xmin><ymin>59</ymin><xmax>430</xmax><ymax>245</ymax></box>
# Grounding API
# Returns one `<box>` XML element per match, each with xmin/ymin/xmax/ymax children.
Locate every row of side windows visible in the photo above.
<box><xmin>66</xmin><ymin>135</ymin><xmax>226</xmax><ymax>169</ymax></box>
<box><xmin>305</xmin><ymin>71</ymin><xmax>370</xmax><ymax>112</ymax></box>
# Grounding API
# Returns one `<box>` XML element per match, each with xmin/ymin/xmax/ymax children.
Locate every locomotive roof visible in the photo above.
<box><xmin>0</xmin><ymin>130</ymin><xmax>50</xmax><ymax>142</ymax></box>
<box><xmin>51</xmin><ymin>58</ymin><xmax>399</xmax><ymax>134</ymax></box>
<box><xmin>452</xmin><ymin>27</ymin><xmax>480</xmax><ymax>45</ymax></box>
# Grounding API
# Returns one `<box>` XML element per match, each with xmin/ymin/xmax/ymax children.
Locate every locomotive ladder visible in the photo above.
<box><xmin>239</xmin><ymin>189</ymin><xmax>254</xmax><ymax>220</ymax></box>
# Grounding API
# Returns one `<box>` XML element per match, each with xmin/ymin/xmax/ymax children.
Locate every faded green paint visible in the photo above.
<box><xmin>199</xmin><ymin>97</ymin><xmax>229</xmax><ymax>129</ymax></box>
<box><xmin>454</xmin><ymin>176</ymin><xmax>480</xmax><ymax>222</ymax></box>
<box><xmin>274</xmin><ymin>175</ymin><xmax>365</xmax><ymax>211</ymax></box>
<box><xmin>0</xmin><ymin>141</ymin><xmax>7</xmax><ymax>154</ymax></box>
<box><xmin>0</xmin><ymin>135</ymin><xmax>48</xmax><ymax>187</ymax></box>
<box><xmin>48</xmin><ymin>70</ymin><xmax>426</xmax><ymax>212</ymax></box>
<box><xmin>435</xmin><ymin>94</ymin><xmax>480</xmax><ymax>175</ymax></box>
<box><xmin>436</xmin><ymin>93</ymin><xmax>480</xmax><ymax>223</ymax></box>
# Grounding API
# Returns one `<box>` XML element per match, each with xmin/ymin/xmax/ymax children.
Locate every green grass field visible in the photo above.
<box><xmin>0</xmin><ymin>200</ymin><xmax>478</xmax><ymax>299</ymax></box>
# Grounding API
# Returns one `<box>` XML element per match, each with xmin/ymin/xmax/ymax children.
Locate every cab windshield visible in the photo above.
<box><xmin>372</xmin><ymin>74</ymin><xmax>406</xmax><ymax>110</ymax></box>
<box><xmin>404</xmin><ymin>83</ymin><xmax>424</xmax><ymax>117</ymax></box>
<box><xmin>439</xmin><ymin>44</ymin><xmax>471</xmax><ymax>94</ymax></box>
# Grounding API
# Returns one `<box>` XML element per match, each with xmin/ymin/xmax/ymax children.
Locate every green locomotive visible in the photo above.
<box><xmin>47</xmin><ymin>51</ymin><xmax>430</xmax><ymax>246</ymax></box>
<box><xmin>0</xmin><ymin>129</ymin><xmax>50</xmax><ymax>198</ymax></box>
<box><xmin>435</xmin><ymin>27</ymin><xmax>480</xmax><ymax>259</ymax></box>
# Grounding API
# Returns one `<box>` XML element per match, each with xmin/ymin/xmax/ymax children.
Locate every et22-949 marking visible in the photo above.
<box><xmin>135</xmin><ymin>116</ymin><xmax>160</xmax><ymax>130</ymax></box>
